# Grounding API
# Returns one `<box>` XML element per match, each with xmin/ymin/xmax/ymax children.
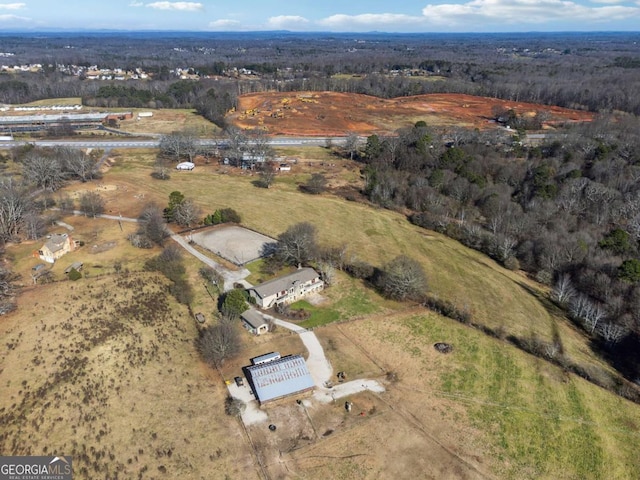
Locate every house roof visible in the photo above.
<box><xmin>241</xmin><ymin>309</ymin><xmax>267</xmax><ymax>329</ymax></box>
<box><xmin>244</xmin><ymin>354</ymin><xmax>314</xmax><ymax>404</ymax></box>
<box><xmin>250</xmin><ymin>268</ymin><xmax>320</xmax><ymax>299</ymax></box>
<box><xmin>44</xmin><ymin>233</ymin><xmax>69</xmax><ymax>253</ymax></box>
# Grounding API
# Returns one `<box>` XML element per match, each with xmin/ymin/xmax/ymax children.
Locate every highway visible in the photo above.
<box><xmin>0</xmin><ymin>136</ymin><xmax>347</xmax><ymax>150</ymax></box>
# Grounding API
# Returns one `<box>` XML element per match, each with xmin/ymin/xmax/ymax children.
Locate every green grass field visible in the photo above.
<box><xmin>396</xmin><ymin>312</ymin><xmax>640</xmax><ymax>479</ymax></box>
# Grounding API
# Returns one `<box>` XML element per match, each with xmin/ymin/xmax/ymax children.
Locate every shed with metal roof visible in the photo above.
<box><xmin>244</xmin><ymin>354</ymin><xmax>315</xmax><ymax>404</ymax></box>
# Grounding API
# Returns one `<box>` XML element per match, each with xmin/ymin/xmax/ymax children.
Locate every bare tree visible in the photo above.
<box><xmin>159</xmin><ymin>130</ymin><xmax>199</xmax><ymax>161</ymax></box>
<box><xmin>196</xmin><ymin>319</ymin><xmax>241</xmax><ymax>367</ymax></box>
<box><xmin>552</xmin><ymin>273</ymin><xmax>576</xmax><ymax>305</ymax></box>
<box><xmin>199</xmin><ymin>266</ymin><xmax>224</xmax><ymax>289</ymax></box>
<box><xmin>247</xmin><ymin>128</ymin><xmax>274</xmax><ymax>161</ymax></box>
<box><xmin>62</xmin><ymin>148</ymin><xmax>98</xmax><ymax>182</ymax></box>
<box><xmin>301</xmin><ymin>173</ymin><xmax>328</xmax><ymax>194</ymax></box>
<box><xmin>22</xmin><ymin>153</ymin><xmax>66</xmax><ymax>191</ymax></box>
<box><xmin>317</xmin><ymin>261</ymin><xmax>336</xmax><ymax>286</ymax></box>
<box><xmin>0</xmin><ymin>179</ymin><xmax>32</xmax><ymax>242</ymax></box>
<box><xmin>173</xmin><ymin>199</ymin><xmax>201</xmax><ymax>228</ymax></box>
<box><xmin>0</xmin><ymin>266</ymin><xmax>17</xmax><ymax>315</ymax></box>
<box><xmin>225</xmin><ymin>126</ymin><xmax>249</xmax><ymax>166</ymax></box>
<box><xmin>256</xmin><ymin>161</ymin><xmax>276</xmax><ymax>188</ymax></box>
<box><xmin>599</xmin><ymin>322</ymin><xmax>628</xmax><ymax>346</ymax></box>
<box><xmin>57</xmin><ymin>193</ymin><xmax>75</xmax><ymax>216</ymax></box>
<box><xmin>79</xmin><ymin>191</ymin><xmax>105</xmax><ymax>218</ymax></box>
<box><xmin>137</xmin><ymin>202</ymin><xmax>169</xmax><ymax>246</ymax></box>
<box><xmin>343</xmin><ymin>132</ymin><xmax>360</xmax><ymax>160</ymax></box>
<box><xmin>377</xmin><ymin>255</ymin><xmax>428</xmax><ymax>301</ymax></box>
<box><xmin>276</xmin><ymin>222</ymin><xmax>319</xmax><ymax>266</ymax></box>
<box><xmin>22</xmin><ymin>212</ymin><xmax>46</xmax><ymax>241</ymax></box>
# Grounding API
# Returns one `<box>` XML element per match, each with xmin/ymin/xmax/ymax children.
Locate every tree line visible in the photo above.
<box><xmin>355</xmin><ymin>115</ymin><xmax>640</xmax><ymax>385</ymax></box>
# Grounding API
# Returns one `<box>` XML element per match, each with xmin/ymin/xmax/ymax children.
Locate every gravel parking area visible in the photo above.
<box><xmin>189</xmin><ymin>225</ymin><xmax>275</xmax><ymax>265</ymax></box>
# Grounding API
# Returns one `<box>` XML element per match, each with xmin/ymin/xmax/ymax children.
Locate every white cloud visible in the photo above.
<box><xmin>421</xmin><ymin>0</ymin><xmax>640</xmax><ymax>25</ymax></box>
<box><xmin>314</xmin><ymin>0</ymin><xmax>640</xmax><ymax>30</ymax></box>
<box><xmin>267</xmin><ymin>15</ymin><xmax>309</xmax><ymax>29</ymax></box>
<box><xmin>209</xmin><ymin>18</ymin><xmax>241</xmax><ymax>29</ymax></box>
<box><xmin>129</xmin><ymin>1</ymin><xmax>144</xmax><ymax>6</ymax></box>
<box><xmin>0</xmin><ymin>14</ymin><xmax>29</xmax><ymax>21</ymax></box>
<box><xmin>146</xmin><ymin>2</ymin><xmax>203</xmax><ymax>11</ymax></box>
<box><xmin>0</xmin><ymin>3</ymin><xmax>26</xmax><ymax>9</ymax></box>
<box><xmin>318</xmin><ymin>13</ymin><xmax>423</xmax><ymax>29</ymax></box>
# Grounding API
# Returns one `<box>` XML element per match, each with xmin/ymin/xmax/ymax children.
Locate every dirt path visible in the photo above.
<box><xmin>63</xmin><ymin>209</ymin><xmax>250</xmax><ymax>291</ymax></box>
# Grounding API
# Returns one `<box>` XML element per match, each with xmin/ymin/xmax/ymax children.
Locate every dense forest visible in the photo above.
<box><xmin>1</xmin><ymin>31</ymin><xmax>640</xmax><ymax>390</ymax></box>
<box><xmin>356</xmin><ymin>115</ymin><xmax>640</xmax><ymax>389</ymax></box>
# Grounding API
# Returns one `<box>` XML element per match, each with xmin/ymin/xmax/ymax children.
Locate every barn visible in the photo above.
<box><xmin>243</xmin><ymin>354</ymin><xmax>315</xmax><ymax>405</ymax></box>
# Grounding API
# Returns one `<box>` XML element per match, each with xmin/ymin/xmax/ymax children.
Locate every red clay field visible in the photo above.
<box><xmin>229</xmin><ymin>91</ymin><xmax>594</xmax><ymax>136</ymax></box>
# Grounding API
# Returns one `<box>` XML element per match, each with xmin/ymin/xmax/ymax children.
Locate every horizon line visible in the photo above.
<box><xmin>0</xmin><ymin>29</ymin><xmax>639</xmax><ymax>35</ymax></box>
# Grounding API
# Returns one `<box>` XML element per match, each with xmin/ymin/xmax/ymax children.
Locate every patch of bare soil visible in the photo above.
<box><xmin>90</xmin><ymin>240</ymin><xmax>117</xmax><ymax>254</ymax></box>
<box><xmin>63</xmin><ymin>179</ymin><xmax>149</xmax><ymax>219</ymax></box>
<box><xmin>228</xmin><ymin>91</ymin><xmax>594</xmax><ymax>136</ymax></box>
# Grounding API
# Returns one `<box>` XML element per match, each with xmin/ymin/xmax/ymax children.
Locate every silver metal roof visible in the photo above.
<box><xmin>251</xmin><ymin>352</ymin><xmax>281</xmax><ymax>365</ymax></box>
<box><xmin>0</xmin><ymin>113</ymin><xmax>109</xmax><ymax>124</ymax></box>
<box><xmin>245</xmin><ymin>354</ymin><xmax>314</xmax><ymax>404</ymax></box>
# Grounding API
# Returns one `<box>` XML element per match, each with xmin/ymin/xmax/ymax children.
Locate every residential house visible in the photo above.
<box><xmin>247</xmin><ymin>268</ymin><xmax>324</xmax><ymax>309</ymax></box>
<box><xmin>35</xmin><ymin>233</ymin><xmax>76</xmax><ymax>263</ymax></box>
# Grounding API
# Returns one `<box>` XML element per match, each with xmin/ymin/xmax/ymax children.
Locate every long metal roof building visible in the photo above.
<box><xmin>244</xmin><ymin>354</ymin><xmax>314</xmax><ymax>404</ymax></box>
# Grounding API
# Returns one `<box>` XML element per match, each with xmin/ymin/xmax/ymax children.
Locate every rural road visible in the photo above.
<box><xmin>170</xmin><ymin>234</ymin><xmax>250</xmax><ymax>291</ymax></box>
<box><xmin>0</xmin><ymin>136</ymin><xmax>350</xmax><ymax>150</ymax></box>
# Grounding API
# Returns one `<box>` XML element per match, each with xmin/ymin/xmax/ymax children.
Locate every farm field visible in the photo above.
<box><xmin>230</xmin><ymin>91</ymin><xmax>595</xmax><ymax>136</ymax></box>
<box><xmin>2</xmin><ymin>138</ymin><xmax>640</xmax><ymax>478</ymax></box>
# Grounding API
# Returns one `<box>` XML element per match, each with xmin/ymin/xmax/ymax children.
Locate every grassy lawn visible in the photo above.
<box><xmin>400</xmin><ymin>312</ymin><xmax>640</xmax><ymax>480</ymax></box>
<box><xmin>295</xmin><ymin>273</ymin><xmax>390</xmax><ymax>328</ymax></box>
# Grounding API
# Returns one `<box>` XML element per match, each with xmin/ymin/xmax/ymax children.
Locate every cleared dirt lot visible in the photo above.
<box><xmin>230</xmin><ymin>91</ymin><xmax>595</xmax><ymax>136</ymax></box>
<box><xmin>189</xmin><ymin>225</ymin><xmax>275</xmax><ymax>265</ymax></box>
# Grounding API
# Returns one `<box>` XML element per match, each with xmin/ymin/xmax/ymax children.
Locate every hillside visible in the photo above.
<box><xmin>229</xmin><ymin>92</ymin><xmax>595</xmax><ymax>136</ymax></box>
<box><xmin>1</xmin><ymin>149</ymin><xmax>640</xmax><ymax>479</ymax></box>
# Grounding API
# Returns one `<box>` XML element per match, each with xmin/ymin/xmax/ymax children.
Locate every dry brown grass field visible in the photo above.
<box><xmin>1</xmin><ymin>140</ymin><xmax>640</xmax><ymax>479</ymax></box>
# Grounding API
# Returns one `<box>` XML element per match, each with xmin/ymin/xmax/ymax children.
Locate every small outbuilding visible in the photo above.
<box><xmin>251</xmin><ymin>352</ymin><xmax>281</xmax><ymax>365</ymax></box>
<box><xmin>240</xmin><ymin>309</ymin><xmax>269</xmax><ymax>336</ymax></box>
<box><xmin>244</xmin><ymin>354</ymin><xmax>315</xmax><ymax>405</ymax></box>
<box><xmin>64</xmin><ymin>262</ymin><xmax>84</xmax><ymax>274</ymax></box>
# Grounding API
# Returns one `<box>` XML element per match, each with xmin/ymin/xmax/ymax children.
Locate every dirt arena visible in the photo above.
<box><xmin>189</xmin><ymin>225</ymin><xmax>275</xmax><ymax>265</ymax></box>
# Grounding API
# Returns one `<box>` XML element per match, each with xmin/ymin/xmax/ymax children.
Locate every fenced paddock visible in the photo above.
<box><xmin>188</xmin><ymin>225</ymin><xmax>276</xmax><ymax>265</ymax></box>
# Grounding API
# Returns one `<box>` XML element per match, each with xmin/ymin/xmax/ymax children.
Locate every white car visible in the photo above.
<box><xmin>176</xmin><ymin>162</ymin><xmax>195</xmax><ymax>171</ymax></box>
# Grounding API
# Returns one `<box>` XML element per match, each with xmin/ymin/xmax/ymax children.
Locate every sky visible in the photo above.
<box><xmin>0</xmin><ymin>0</ymin><xmax>639</xmax><ymax>32</ymax></box>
